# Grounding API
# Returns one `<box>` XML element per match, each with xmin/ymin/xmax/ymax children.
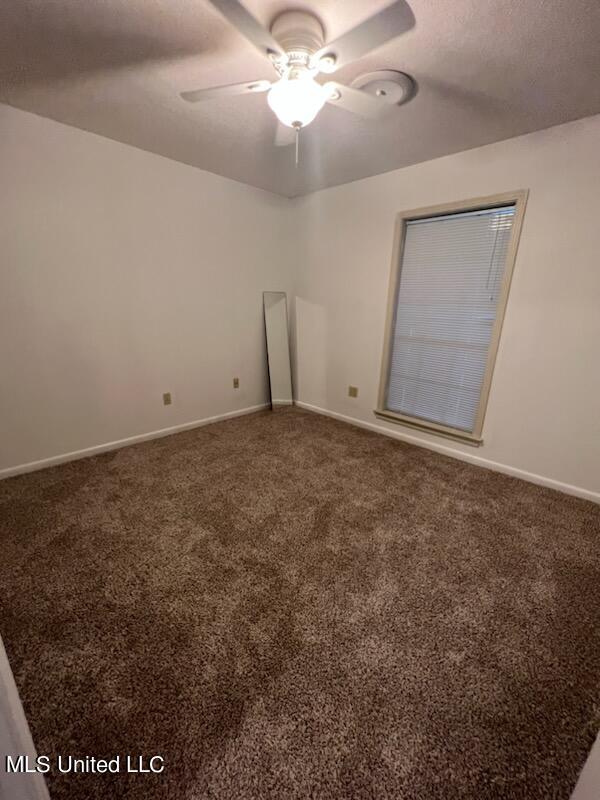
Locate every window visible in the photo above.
<box><xmin>376</xmin><ymin>192</ymin><xmax>527</xmax><ymax>444</ymax></box>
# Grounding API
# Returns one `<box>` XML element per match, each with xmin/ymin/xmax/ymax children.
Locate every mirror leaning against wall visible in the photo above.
<box><xmin>263</xmin><ymin>292</ymin><xmax>293</xmax><ymax>409</ymax></box>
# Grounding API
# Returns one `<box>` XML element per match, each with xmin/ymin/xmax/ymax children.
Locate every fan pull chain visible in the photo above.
<box><xmin>295</xmin><ymin>125</ymin><xmax>300</xmax><ymax>167</ymax></box>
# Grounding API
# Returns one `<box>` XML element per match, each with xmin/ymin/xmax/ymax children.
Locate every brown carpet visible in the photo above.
<box><xmin>0</xmin><ymin>407</ymin><xmax>599</xmax><ymax>800</ymax></box>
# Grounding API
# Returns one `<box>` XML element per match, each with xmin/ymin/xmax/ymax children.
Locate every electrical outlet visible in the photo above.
<box><xmin>163</xmin><ymin>392</ymin><xmax>172</xmax><ymax>406</ymax></box>
<box><xmin>233</xmin><ymin>377</ymin><xmax>239</xmax><ymax>389</ymax></box>
<box><xmin>348</xmin><ymin>386</ymin><xmax>358</xmax><ymax>398</ymax></box>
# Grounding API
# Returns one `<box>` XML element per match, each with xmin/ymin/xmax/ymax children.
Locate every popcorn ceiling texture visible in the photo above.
<box><xmin>2</xmin><ymin>0</ymin><xmax>600</xmax><ymax>196</ymax></box>
<box><xmin>0</xmin><ymin>407</ymin><xmax>599</xmax><ymax>799</ymax></box>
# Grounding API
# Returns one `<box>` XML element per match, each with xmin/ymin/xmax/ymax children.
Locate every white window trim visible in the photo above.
<box><xmin>375</xmin><ymin>190</ymin><xmax>529</xmax><ymax>446</ymax></box>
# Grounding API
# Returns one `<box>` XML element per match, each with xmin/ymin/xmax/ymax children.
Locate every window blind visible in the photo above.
<box><xmin>386</xmin><ymin>205</ymin><xmax>516</xmax><ymax>433</ymax></box>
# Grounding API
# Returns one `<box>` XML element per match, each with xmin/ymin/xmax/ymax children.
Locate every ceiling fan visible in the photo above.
<box><xmin>180</xmin><ymin>0</ymin><xmax>416</xmax><ymax>153</ymax></box>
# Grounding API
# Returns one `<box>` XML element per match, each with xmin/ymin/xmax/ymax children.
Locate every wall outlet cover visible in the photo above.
<box><xmin>348</xmin><ymin>386</ymin><xmax>358</xmax><ymax>398</ymax></box>
<box><xmin>163</xmin><ymin>392</ymin><xmax>172</xmax><ymax>406</ymax></box>
<box><xmin>233</xmin><ymin>377</ymin><xmax>240</xmax><ymax>389</ymax></box>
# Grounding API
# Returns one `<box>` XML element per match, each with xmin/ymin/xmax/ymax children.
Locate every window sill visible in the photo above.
<box><xmin>373</xmin><ymin>409</ymin><xmax>483</xmax><ymax>447</ymax></box>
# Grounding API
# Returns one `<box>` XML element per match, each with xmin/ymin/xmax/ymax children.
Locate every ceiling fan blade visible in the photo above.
<box><xmin>274</xmin><ymin>122</ymin><xmax>296</xmax><ymax>147</ymax></box>
<box><xmin>181</xmin><ymin>79</ymin><xmax>271</xmax><ymax>103</ymax></box>
<box><xmin>324</xmin><ymin>81</ymin><xmax>395</xmax><ymax>119</ymax></box>
<box><xmin>206</xmin><ymin>0</ymin><xmax>285</xmax><ymax>61</ymax></box>
<box><xmin>313</xmin><ymin>1</ymin><xmax>415</xmax><ymax>74</ymax></box>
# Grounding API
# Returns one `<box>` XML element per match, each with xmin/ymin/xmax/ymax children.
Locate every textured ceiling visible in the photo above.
<box><xmin>2</xmin><ymin>0</ymin><xmax>600</xmax><ymax>197</ymax></box>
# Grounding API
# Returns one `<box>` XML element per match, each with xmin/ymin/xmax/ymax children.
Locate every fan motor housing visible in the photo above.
<box><xmin>270</xmin><ymin>11</ymin><xmax>325</xmax><ymax>56</ymax></box>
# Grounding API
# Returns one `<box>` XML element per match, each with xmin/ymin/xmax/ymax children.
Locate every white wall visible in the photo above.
<box><xmin>2</xmin><ymin>106</ymin><xmax>599</xmax><ymax>499</ymax></box>
<box><xmin>292</xmin><ymin>115</ymin><xmax>600</xmax><ymax>501</ymax></box>
<box><xmin>0</xmin><ymin>105</ymin><xmax>294</xmax><ymax>473</ymax></box>
<box><xmin>0</xmin><ymin>635</ymin><xmax>50</xmax><ymax>800</ymax></box>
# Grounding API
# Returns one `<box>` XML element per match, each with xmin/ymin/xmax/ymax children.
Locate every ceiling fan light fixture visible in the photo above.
<box><xmin>267</xmin><ymin>74</ymin><xmax>328</xmax><ymax>128</ymax></box>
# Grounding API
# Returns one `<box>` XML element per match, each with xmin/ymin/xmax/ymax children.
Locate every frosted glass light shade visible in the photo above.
<box><xmin>268</xmin><ymin>76</ymin><xmax>327</xmax><ymax>128</ymax></box>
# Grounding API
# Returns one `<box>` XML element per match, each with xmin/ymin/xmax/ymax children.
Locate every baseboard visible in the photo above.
<box><xmin>0</xmin><ymin>404</ymin><xmax>269</xmax><ymax>481</ymax></box>
<box><xmin>4</xmin><ymin>400</ymin><xmax>597</xmax><ymax>503</ymax></box>
<box><xmin>295</xmin><ymin>401</ymin><xmax>600</xmax><ymax>505</ymax></box>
